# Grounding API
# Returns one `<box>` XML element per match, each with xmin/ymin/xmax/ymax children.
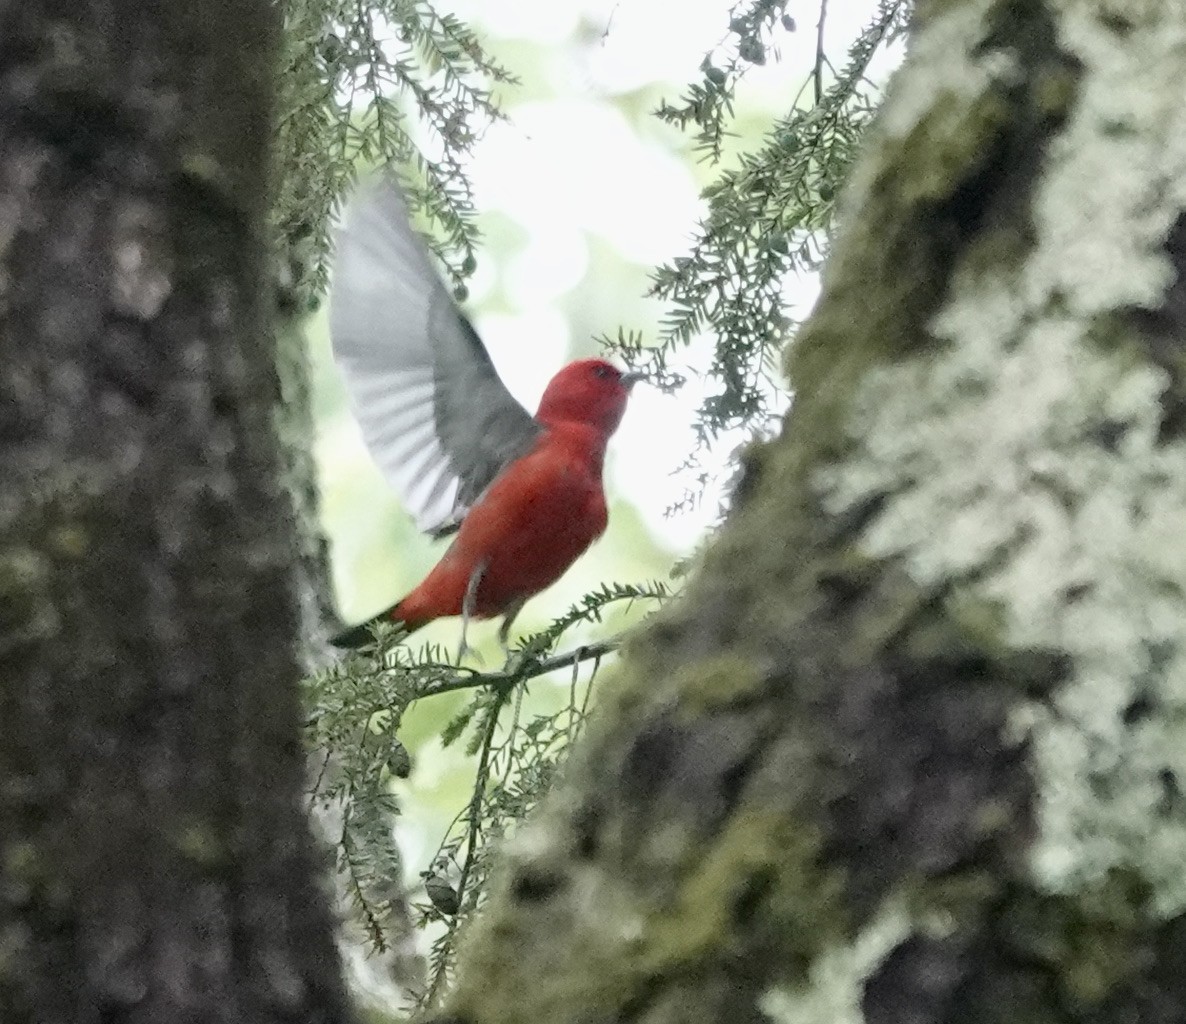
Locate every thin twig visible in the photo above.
<box><xmin>410</xmin><ymin>638</ymin><xmax>620</xmax><ymax>701</ymax></box>
<box><xmin>601</xmin><ymin>2</ymin><xmax>619</xmax><ymax>44</ymax></box>
<box><xmin>307</xmin><ymin>748</ymin><xmax>333</xmax><ymax>803</ymax></box>
<box><xmin>422</xmin><ymin>691</ymin><xmax>505</xmax><ymax>1008</ymax></box>
<box><xmin>568</xmin><ymin>651</ymin><xmax>581</xmax><ymax>734</ymax></box>
<box><xmin>455</xmin><ymin>692</ymin><xmax>506</xmax><ymax>913</ymax></box>
<box><xmin>814</xmin><ymin>0</ymin><xmax>829</xmax><ymax>105</ymax></box>
<box><xmin>501</xmin><ymin>681</ymin><xmax>527</xmax><ymax>789</ymax></box>
<box><xmin>574</xmin><ymin>650</ymin><xmax>602</xmax><ymax>743</ymax></box>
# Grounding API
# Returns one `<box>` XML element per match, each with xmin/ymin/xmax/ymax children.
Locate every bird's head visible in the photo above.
<box><xmin>536</xmin><ymin>358</ymin><xmax>644</xmax><ymax>435</ymax></box>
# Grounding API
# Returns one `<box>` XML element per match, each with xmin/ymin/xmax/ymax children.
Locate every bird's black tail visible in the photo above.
<box><xmin>330</xmin><ymin>621</ymin><xmax>380</xmax><ymax>649</ymax></box>
<box><xmin>331</xmin><ymin>601</ymin><xmax>409</xmax><ymax>649</ymax></box>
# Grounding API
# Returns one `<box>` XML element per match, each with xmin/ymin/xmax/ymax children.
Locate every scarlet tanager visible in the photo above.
<box><xmin>329</xmin><ymin>176</ymin><xmax>642</xmax><ymax>652</ymax></box>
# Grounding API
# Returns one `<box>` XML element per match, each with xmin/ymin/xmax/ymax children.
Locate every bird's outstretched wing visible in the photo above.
<box><xmin>330</xmin><ymin>174</ymin><xmax>542</xmax><ymax>537</ymax></box>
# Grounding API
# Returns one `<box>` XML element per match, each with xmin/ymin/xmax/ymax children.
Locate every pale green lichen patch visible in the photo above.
<box><xmin>0</xmin><ymin>546</ymin><xmax>58</xmax><ymax>649</ymax></box>
<box><xmin>815</xmin><ymin>4</ymin><xmax>1186</xmax><ymax>915</ymax></box>
<box><xmin>670</xmin><ymin>654</ymin><xmax>766</xmax><ymax>714</ymax></box>
<box><xmin>450</xmin><ymin>787</ymin><xmax>844</xmax><ymax>1023</ymax></box>
<box><xmin>46</xmin><ymin>524</ymin><xmax>88</xmax><ymax>559</ymax></box>
<box><xmin>641</xmin><ymin>810</ymin><xmax>839</xmax><ymax>975</ymax></box>
<box><xmin>171</xmin><ymin>820</ymin><xmax>230</xmax><ymax>870</ymax></box>
<box><xmin>760</xmin><ymin>902</ymin><xmax>911</xmax><ymax>1024</ymax></box>
<box><xmin>448</xmin><ymin>817</ymin><xmax>650</xmax><ymax>1023</ymax></box>
<box><xmin>2</xmin><ymin>841</ymin><xmax>41</xmax><ymax>891</ymax></box>
<box><xmin>1028</xmin><ymin>12</ymin><xmax>1186</xmax><ymax>317</ymax></box>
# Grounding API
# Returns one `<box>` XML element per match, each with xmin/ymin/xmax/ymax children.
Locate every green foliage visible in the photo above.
<box><xmin>609</xmin><ymin>0</ymin><xmax>913</xmax><ymax>489</ymax></box>
<box><xmin>655</xmin><ymin>0</ymin><xmax>796</xmax><ymax>163</ymax></box>
<box><xmin>304</xmin><ymin>645</ymin><xmax>449</xmax><ymax>950</ymax></box>
<box><xmin>304</xmin><ymin>581</ymin><xmax>670</xmax><ymax>1010</ymax></box>
<box><xmin>274</xmin><ymin>0</ymin><xmax>515</xmax><ymax>305</ymax></box>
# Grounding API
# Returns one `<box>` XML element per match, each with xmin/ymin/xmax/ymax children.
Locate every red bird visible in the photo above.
<box><xmin>329</xmin><ymin>176</ymin><xmax>642</xmax><ymax>653</ymax></box>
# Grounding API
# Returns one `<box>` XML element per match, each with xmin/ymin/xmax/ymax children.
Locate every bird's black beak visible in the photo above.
<box><xmin>621</xmin><ymin>370</ymin><xmax>647</xmax><ymax>389</ymax></box>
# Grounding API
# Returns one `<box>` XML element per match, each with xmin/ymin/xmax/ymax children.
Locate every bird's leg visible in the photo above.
<box><xmin>497</xmin><ymin>597</ymin><xmax>527</xmax><ymax>667</ymax></box>
<box><xmin>458</xmin><ymin>560</ymin><xmax>488</xmax><ymax>665</ymax></box>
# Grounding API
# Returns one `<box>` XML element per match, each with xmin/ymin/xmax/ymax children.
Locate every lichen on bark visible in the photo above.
<box><xmin>817</xmin><ymin>0</ymin><xmax>1186</xmax><ymax>915</ymax></box>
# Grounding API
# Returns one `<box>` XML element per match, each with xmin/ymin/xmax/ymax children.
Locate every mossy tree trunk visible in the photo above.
<box><xmin>431</xmin><ymin>2</ymin><xmax>1186</xmax><ymax>1022</ymax></box>
<box><xmin>0</xmin><ymin>1</ymin><xmax>352</xmax><ymax>1021</ymax></box>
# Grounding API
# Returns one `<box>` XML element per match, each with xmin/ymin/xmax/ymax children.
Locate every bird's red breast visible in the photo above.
<box><xmin>394</xmin><ymin>422</ymin><xmax>611</xmax><ymax>628</ymax></box>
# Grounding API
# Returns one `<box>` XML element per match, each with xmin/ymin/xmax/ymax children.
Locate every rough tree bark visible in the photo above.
<box><xmin>429</xmin><ymin>2</ymin><xmax>1186</xmax><ymax>1023</ymax></box>
<box><xmin>0</xmin><ymin>1</ymin><xmax>352</xmax><ymax>1021</ymax></box>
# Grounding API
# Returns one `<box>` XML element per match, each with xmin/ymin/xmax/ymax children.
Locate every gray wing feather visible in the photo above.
<box><xmin>329</xmin><ymin>175</ymin><xmax>542</xmax><ymax>537</ymax></box>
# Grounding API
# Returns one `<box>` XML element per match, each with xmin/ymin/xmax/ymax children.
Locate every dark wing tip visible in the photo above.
<box><xmin>331</xmin><ymin>622</ymin><xmax>378</xmax><ymax>649</ymax></box>
<box><xmin>331</xmin><ymin>602</ymin><xmax>415</xmax><ymax>650</ymax></box>
<box><xmin>427</xmin><ymin>520</ymin><xmax>463</xmax><ymax>540</ymax></box>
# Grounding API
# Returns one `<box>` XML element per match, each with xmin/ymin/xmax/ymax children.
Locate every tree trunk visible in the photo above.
<box><xmin>431</xmin><ymin>2</ymin><xmax>1186</xmax><ymax>1022</ymax></box>
<box><xmin>0</xmin><ymin>1</ymin><xmax>352</xmax><ymax>1021</ymax></box>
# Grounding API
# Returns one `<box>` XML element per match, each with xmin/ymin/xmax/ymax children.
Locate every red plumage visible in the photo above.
<box><xmin>328</xmin><ymin>175</ymin><xmax>640</xmax><ymax>651</ymax></box>
<box><xmin>387</xmin><ymin>361</ymin><xmax>634</xmax><ymax>634</ymax></box>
